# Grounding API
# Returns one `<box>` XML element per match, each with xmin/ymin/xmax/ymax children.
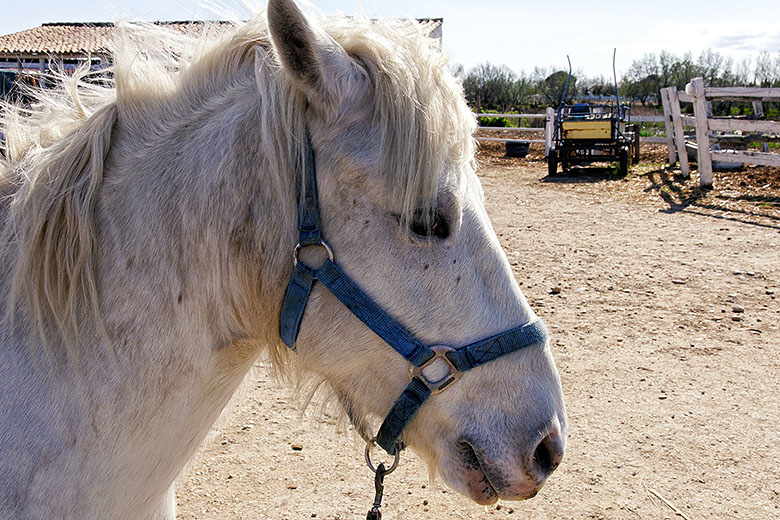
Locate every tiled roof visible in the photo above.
<box><xmin>0</xmin><ymin>21</ymin><xmax>206</xmax><ymax>56</ymax></box>
<box><xmin>0</xmin><ymin>23</ymin><xmax>116</xmax><ymax>55</ymax></box>
<box><xmin>0</xmin><ymin>19</ymin><xmax>442</xmax><ymax>57</ymax></box>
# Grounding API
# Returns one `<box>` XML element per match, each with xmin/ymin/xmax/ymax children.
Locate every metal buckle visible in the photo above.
<box><xmin>410</xmin><ymin>346</ymin><xmax>461</xmax><ymax>395</ymax></box>
<box><xmin>292</xmin><ymin>240</ymin><xmax>333</xmax><ymax>267</ymax></box>
<box><xmin>365</xmin><ymin>439</ymin><xmax>400</xmax><ymax>475</ymax></box>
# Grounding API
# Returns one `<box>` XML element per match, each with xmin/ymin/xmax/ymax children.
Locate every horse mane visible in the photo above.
<box><xmin>0</xmin><ymin>11</ymin><xmax>475</xmax><ymax>348</ymax></box>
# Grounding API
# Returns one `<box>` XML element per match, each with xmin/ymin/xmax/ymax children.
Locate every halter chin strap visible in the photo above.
<box><xmin>279</xmin><ymin>135</ymin><xmax>549</xmax><ymax>454</ymax></box>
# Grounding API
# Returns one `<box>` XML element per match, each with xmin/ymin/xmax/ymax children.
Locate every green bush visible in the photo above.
<box><xmin>479</xmin><ymin>116</ymin><xmax>515</xmax><ymax>127</ymax></box>
<box><xmin>477</xmin><ymin>109</ymin><xmax>517</xmax><ymax>128</ymax></box>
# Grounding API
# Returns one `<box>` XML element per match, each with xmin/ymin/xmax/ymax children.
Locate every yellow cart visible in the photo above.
<box><xmin>548</xmin><ymin>103</ymin><xmax>638</xmax><ymax>176</ymax></box>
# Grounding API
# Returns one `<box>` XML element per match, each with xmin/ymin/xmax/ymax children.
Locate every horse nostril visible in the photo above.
<box><xmin>532</xmin><ymin>430</ymin><xmax>564</xmax><ymax>478</ymax></box>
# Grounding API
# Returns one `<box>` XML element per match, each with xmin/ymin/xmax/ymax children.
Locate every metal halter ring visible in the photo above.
<box><xmin>292</xmin><ymin>240</ymin><xmax>334</xmax><ymax>267</ymax></box>
<box><xmin>365</xmin><ymin>440</ymin><xmax>400</xmax><ymax>475</ymax></box>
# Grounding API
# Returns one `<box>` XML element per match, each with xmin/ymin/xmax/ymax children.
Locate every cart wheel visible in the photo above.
<box><xmin>618</xmin><ymin>147</ymin><xmax>629</xmax><ymax>176</ymax></box>
<box><xmin>548</xmin><ymin>149</ymin><xmax>558</xmax><ymax>176</ymax></box>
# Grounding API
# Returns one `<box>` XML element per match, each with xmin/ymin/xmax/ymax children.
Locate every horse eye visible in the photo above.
<box><xmin>410</xmin><ymin>211</ymin><xmax>450</xmax><ymax>240</ymax></box>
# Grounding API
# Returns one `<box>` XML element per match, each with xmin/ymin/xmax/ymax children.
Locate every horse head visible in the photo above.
<box><xmin>267</xmin><ymin>0</ymin><xmax>567</xmax><ymax>503</ymax></box>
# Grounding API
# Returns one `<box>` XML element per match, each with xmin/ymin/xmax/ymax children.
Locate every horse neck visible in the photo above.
<box><xmin>6</xmin><ymin>76</ymin><xmax>304</xmax><ymax>513</ymax></box>
<box><xmin>106</xmin><ymin>77</ymin><xmax>297</xmax><ymax>349</ymax></box>
<box><xmin>59</xmin><ymin>73</ymin><xmax>295</xmax><ymax>477</ymax></box>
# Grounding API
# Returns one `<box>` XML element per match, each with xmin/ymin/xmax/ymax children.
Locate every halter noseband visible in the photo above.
<box><xmin>279</xmin><ymin>135</ymin><xmax>549</xmax><ymax>454</ymax></box>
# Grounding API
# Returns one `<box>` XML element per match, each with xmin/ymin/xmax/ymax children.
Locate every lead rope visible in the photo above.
<box><xmin>364</xmin><ymin>441</ymin><xmax>400</xmax><ymax>519</ymax></box>
<box><xmin>365</xmin><ymin>463</ymin><xmax>386</xmax><ymax>520</ymax></box>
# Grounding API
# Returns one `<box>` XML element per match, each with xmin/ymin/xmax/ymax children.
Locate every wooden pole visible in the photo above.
<box><xmin>544</xmin><ymin>106</ymin><xmax>555</xmax><ymax>158</ymax></box>
<box><xmin>660</xmin><ymin>88</ymin><xmax>677</xmax><ymax>166</ymax></box>
<box><xmin>687</xmin><ymin>78</ymin><xmax>713</xmax><ymax>187</ymax></box>
<box><xmin>669</xmin><ymin>87</ymin><xmax>690</xmax><ymax>178</ymax></box>
<box><xmin>752</xmin><ymin>101</ymin><xmax>770</xmax><ymax>152</ymax></box>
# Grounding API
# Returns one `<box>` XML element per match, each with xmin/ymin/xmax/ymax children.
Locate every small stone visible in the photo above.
<box><xmin>732</xmin><ymin>305</ymin><xmax>744</xmax><ymax>313</ymax></box>
<box><xmin>659</xmin><ymin>394</ymin><xmax>668</xmax><ymax>400</ymax></box>
<box><xmin>733</xmin><ymin>270</ymin><xmax>743</xmax><ymax>275</ymax></box>
<box><xmin>766</xmin><ymin>289</ymin><xmax>775</xmax><ymax>295</ymax></box>
<box><xmin>287</xmin><ymin>484</ymin><xmax>297</xmax><ymax>489</ymax></box>
<box><xmin>672</xmin><ymin>279</ymin><xmax>686</xmax><ymax>285</ymax></box>
<box><xmin>291</xmin><ymin>444</ymin><xmax>303</xmax><ymax>451</ymax></box>
<box><xmin>731</xmin><ymin>316</ymin><xmax>743</xmax><ymax>322</ymax></box>
<box><xmin>550</xmin><ymin>286</ymin><xmax>562</xmax><ymax>294</ymax></box>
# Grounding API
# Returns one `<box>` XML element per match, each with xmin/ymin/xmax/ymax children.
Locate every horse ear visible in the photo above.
<box><xmin>267</xmin><ymin>0</ymin><xmax>360</xmax><ymax>109</ymax></box>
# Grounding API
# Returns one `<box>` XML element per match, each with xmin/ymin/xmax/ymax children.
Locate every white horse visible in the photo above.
<box><xmin>0</xmin><ymin>1</ymin><xmax>567</xmax><ymax>518</ymax></box>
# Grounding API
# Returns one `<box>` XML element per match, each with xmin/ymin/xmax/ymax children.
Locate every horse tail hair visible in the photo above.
<box><xmin>7</xmin><ymin>101</ymin><xmax>118</xmax><ymax>350</ymax></box>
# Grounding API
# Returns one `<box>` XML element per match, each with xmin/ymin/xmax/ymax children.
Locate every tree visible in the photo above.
<box><xmin>697</xmin><ymin>48</ymin><xmax>725</xmax><ymax>86</ymax></box>
<box><xmin>623</xmin><ymin>54</ymin><xmax>660</xmax><ymax>105</ymax></box>
<box><xmin>538</xmin><ymin>70</ymin><xmax>577</xmax><ymax>107</ymax></box>
<box><xmin>579</xmin><ymin>75</ymin><xmax>614</xmax><ymax>98</ymax></box>
<box><xmin>625</xmin><ymin>74</ymin><xmax>660</xmax><ymax>105</ymax></box>
<box><xmin>754</xmin><ymin>51</ymin><xmax>780</xmax><ymax>87</ymax></box>
<box><xmin>463</xmin><ymin>63</ymin><xmax>518</xmax><ymax>111</ymax></box>
<box><xmin>658</xmin><ymin>50</ymin><xmax>677</xmax><ymax>87</ymax></box>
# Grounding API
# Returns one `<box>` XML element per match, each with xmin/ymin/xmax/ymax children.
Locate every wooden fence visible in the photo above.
<box><xmin>473</xmin><ymin>113</ymin><xmax>547</xmax><ymax>145</ymax></box>
<box><xmin>661</xmin><ymin>78</ymin><xmax>780</xmax><ymax>186</ymax></box>
<box><xmin>474</xmin><ymin>111</ymin><xmax>666</xmax><ymax>157</ymax></box>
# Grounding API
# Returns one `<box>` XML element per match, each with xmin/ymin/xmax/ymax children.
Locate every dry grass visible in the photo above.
<box><xmin>475</xmin><ymin>132</ymin><xmax>780</xmax><ymax>228</ymax></box>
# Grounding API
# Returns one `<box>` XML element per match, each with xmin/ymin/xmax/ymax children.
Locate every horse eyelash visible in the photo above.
<box><xmin>400</xmin><ymin>210</ymin><xmax>450</xmax><ymax>241</ymax></box>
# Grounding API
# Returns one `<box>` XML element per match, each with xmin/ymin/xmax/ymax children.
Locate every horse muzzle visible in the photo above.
<box><xmin>447</xmin><ymin>421</ymin><xmax>566</xmax><ymax>504</ymax></box>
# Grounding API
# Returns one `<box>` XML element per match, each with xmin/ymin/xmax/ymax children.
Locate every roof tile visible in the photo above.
<box><xmin>0</xmin><ymin>22</ymin><xmax>203</xmax><ymax>56</ymax></box>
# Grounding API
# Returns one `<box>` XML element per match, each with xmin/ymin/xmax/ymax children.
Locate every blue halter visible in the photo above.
<box><xmin>279</xmin><ymin>136</ymin><xmax>549</xmax><ymax>454</ymax></box>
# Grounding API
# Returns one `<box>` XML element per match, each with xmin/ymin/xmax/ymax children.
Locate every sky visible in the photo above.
<box><xmin>2</xmin><ymin>0</ymin><xmax>780</xmax><ymax>79</ymax></box>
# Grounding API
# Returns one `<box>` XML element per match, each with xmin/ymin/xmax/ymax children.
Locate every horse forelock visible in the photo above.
<box><xmin>328</xmin><ymin>18</ymin><xmax>476</xmax><ymax>227</ymax></box>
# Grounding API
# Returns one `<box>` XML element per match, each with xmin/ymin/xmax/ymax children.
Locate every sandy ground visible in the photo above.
<box><xmin>176</xmin><ymin>146</ymin><xmax>780</xmax><ymax>519</ymax></box>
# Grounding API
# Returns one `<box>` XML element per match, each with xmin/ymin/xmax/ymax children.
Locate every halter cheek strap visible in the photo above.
<box><xmin>279</xmin><ymin>135</ymin><xmax>549</xmax><ymax>454</ymax></box>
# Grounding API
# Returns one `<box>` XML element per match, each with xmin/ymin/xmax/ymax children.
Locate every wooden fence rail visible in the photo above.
<box><xmin>661</xmin><ymin>78</ymin><xmax>780</xmax><ymax>186</ymax></box>
<box><xmin>473</xmin><ymin>112</ymin><xmax>667</xmax><ymax>152</ymax></box>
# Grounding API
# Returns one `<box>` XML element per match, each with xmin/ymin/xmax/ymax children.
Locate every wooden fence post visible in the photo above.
<box><xmin>544</xmin><ymin>107</ymin><xmax>555</xmax><ymax>157</ymax></box>
<box><xmin>752</xmin><ymin>102</ymin><xmax>770</xmax><ymax>152</ymax></box>
<box><xmin>668</xmin><ymin>87</ymin><xmax>690</xmax><ymax>178</ymax></box>
<box><xmin>687</xmin><ymin>77</ymin><xmax>713</xmax><ymax>187</ymax></box>
<box><xmin>752</xmin><ymin>101</ymin><xmax>764</xmax><ymax>117</ymax></box>
<box><xmin>660</xmin><ymin>88</ymin><xmax>677</xmax><ymax>166</ymax></box>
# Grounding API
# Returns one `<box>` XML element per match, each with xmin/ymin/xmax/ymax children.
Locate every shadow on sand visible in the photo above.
<box><xmin>541</xmin><ymin>165</ymin><xmax>626</xmax><ymax>184</ymax></box>
<box><xmin>641</xmin><ymin>165</ymin><xmax>780</xmax><ymax>231</ymax></box>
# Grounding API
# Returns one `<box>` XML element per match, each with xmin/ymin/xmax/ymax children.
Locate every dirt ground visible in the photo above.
<box><xmin>176</xmin><ymin>143</ymin><xmax>780</xmax><ymax>519</ymax></box>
